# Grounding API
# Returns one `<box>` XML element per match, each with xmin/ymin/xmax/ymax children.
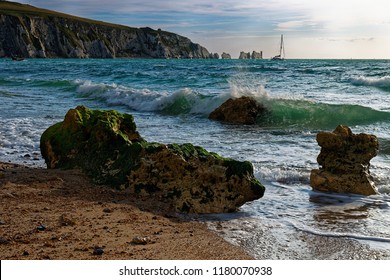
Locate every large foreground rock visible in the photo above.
<box><xmin>40</xmin><ymin>106</ymin><xmax>265</xmax><ymax>213</ymax></box>
<box><xmin>310</xmin><ymin>125</ymin><xmax>378</xmax><ymax>196</ymax></box>
<box><xmin>209</xmin><ymin>96</ymin><xmax>268</xmax><ymax>125</ymax></box>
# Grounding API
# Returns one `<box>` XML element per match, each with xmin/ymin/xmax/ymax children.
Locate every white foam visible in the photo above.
<box><xmin>290</xmin><ymin>220</ymin><xmax>390</xmax><ymax>246</ymax></box>
<box><xmin>72</xmin><ymin>79</ymin><xmax>274</xmax><ymax>115</ymax></box>
<box><xmin>351</xmin><ymin>75</ymin><xmax>390</xmax><ymax>90</ymax></box>
<box><xmin>0</xmin><ymin>117</ymin><xmax>49</xmax><ymax>166</ymax></box>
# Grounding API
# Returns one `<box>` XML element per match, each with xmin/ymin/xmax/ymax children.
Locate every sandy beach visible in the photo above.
<box><xmin>1</xmin><ymin>161</ymin><xmax>390</xmax><ymax>260</ymax></box>
<box><xmin>0</xmin><ymin>162</ymin><xmax>252</xmax><ymax>260</ymax></box>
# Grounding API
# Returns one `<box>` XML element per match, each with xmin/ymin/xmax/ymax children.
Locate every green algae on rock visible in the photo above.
<box><xmin>40</xmin><ymin>106</ymin><xmax>265</xmax><ymax>213</ymax></box>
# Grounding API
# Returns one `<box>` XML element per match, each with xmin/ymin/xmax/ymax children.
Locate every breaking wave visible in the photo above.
<box><xmin>73</xmin><ymin>79</ymin><xmax>390</xmax><ymax>130</ymax></box>
<box><xmin>260</xmin><ymin>98</ymin><xmax>390</xmax><ymax>129</ymax></box>
<box><xmin>350</xmin><ymin>75</ymin><xmax>390</xmax><ymax>92</ymax></box>
<box><xmin>73</xmin><ymin>79</ymin><xmax>226</xmax><ymax>114</ymax></box>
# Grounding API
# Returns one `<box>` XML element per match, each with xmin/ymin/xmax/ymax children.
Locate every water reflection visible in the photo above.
<box><xmin>308</xmin><ymin>191</ymin><xmax>390</xmax><ymax>239</ymax></box>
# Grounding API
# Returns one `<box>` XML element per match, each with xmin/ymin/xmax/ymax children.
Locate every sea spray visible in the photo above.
<box><xmin>73</xmin><ymin>79</ymin><xmax>390</xmax><ymax>129</ymax></box>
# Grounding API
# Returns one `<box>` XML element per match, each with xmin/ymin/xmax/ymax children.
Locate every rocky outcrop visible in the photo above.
<box><xmin>310</xmin><ymin>125</ymin><xmax>379</xmax><ymax>196</ymax></box>
<box><xmin>40</xmin><ymin>106</ymin><xmax>265</xmax><ymax>213</ymax></box>
<box><xmin>251</xmin><ymin>51</ymin><xmax>263</xmax><ymax>59</ymax></box>
<box><xmin>239</xmin><ymin>51</ymin><xmax>250</xmax><ymax>59</ymax></box>
<box><xmin>221</xmin><ymin>52</ymin><xmax>231</xmax><ymax>59</ymax></box>
<box><xmin>0</xmin><ymin>2</ymin><xmax>210</xmax><ymax>58</ymax></box>
<box><xmin>239</xmin><ymin>51</ymin><xmax>263</xmax><ymax>59</ymax></box>
<box><xmin>208</xmin><ymin>96</ymin><xmax>268</xmax><ymax>125</ymax></box>
<box><xmin>209</xmin><ymin>53</ymin><xmax>219</xmax><ymax>59</ymax></box>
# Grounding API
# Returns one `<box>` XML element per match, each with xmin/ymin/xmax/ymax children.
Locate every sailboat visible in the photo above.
<box><xmin>271</xmin><ymin>34</ymin><xmax>285</xmax><ymax>60</ymax></box>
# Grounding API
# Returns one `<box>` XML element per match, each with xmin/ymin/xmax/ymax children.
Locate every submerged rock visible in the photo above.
<box><xmin>310</xmin><ymin>125</ymin><xmax>378</xmax><ymax>196</ymax></box>
<box><xmin>209</xmin><ymin>96</ymin><xmax>268</xmax><ymax>125</ymax></box>
<box><xmin>40</xmin><ymin>106</ymin><xmax>265</xmax><ymax>213</ymax></box>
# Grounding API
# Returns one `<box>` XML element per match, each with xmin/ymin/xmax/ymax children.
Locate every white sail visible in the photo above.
<box><xmin>271</xmin><ymin>35</ymin><xmax>285</xmax><ymax>60</ymax></box>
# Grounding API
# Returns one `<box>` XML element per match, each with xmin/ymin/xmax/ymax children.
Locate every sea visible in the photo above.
<box><xmin>1</xmin><ymin>58</ymin><xmax>390</xmax><ymax>258</ymax></box>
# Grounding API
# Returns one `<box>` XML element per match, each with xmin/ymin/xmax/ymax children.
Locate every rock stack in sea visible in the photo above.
<box><xmin>209</xmin><ymin>53</ymin><xmax>220</xmax><ymax>59</ymax></box>
<box><xmin>208</xmin><ymin>96</ymin><xmax>268</xmax><ymax>125</ymax></box>
<box><xmin>221</xmin><ymin>52</ymin><xmax>231</xmax><ymax>59</ymax></box>
<box><xmin>239</xmin><ymin>52</ymin><xmax>251</xmax><ymax>59</ymax></box>
<box><xmin>238</xmin><ymin>51</ymin><xmax>263</xmax><ymax>59</ymax></box>
<box><xmin>40</xmin><ymin>106</ymin><xmax>265</xmax><ymax>213</ymax></box>
<box><xmin>310</xmin><ymin>125</ymin><xmax>379</xmax><ymax>196</ymax></box>
<box><xmin>251</xmin><ymin>51</ymin><xmax>263</xmax><ymax>59</ymax></box>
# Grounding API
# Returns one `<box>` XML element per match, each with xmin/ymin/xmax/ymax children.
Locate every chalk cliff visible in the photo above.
<box><xmin>0</xmin><ymin>1</ymin><xmax>211</xmax><ymax>59</ymax></box>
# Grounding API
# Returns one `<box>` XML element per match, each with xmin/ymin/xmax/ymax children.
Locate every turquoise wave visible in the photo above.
<box><xmin>30</xmin><ymin>79</ymin><xmax>76</xmax><ymax>89</ymax></box>
<box><xmin>259</xmin><ymin>98</ymin><xmax>390</xmax><ymax>129</ymax></box>
<box><xmin>0</xmin><ymin>76</ymin><xmax>77</xmax><ymax>92</ymax></box>
<box><xmin>71</xmin><ymin>79</ymin><xmax>390</xmax><ymax>130</ymax></box>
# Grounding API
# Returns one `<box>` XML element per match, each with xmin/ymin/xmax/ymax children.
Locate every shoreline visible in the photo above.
<box><xmin>1</xmin><ymin>161</ymin><xmax>390</xmax><ymax>260</ymax></box>
<box><xmin>208</xmin><ymin>216</ymin><xmax>390</xmax><ymax>260</ymax></box>
<box><xmin>0</xmin><ymin>162</ymin><xmax>252</xmax><ymax>260</ymax></box>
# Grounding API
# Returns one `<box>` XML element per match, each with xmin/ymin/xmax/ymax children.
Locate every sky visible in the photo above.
<box><xmin>18</xmin><ymin>0</ymin><xmax>390</xmax><ymax>59</ymax></box>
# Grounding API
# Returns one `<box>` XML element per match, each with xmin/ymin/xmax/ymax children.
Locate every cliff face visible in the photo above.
<box><xmin>0</xmin><ymin>2</ymin><xmax>210</xmax><ymax>59</ymax></box>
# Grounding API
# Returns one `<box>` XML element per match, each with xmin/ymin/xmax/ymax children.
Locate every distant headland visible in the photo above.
<box><xmin>0</xmin><ymin>1</ymin><xmax>216</xmax><ymax>59</ymax></box>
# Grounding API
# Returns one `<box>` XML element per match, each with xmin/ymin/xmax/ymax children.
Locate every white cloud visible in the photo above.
<box><xmin>24</xmin><ymin>1</ymin><xmax>390</xmax><ymax>32</ymax></box>
<box><xmin>19</xmin><ymin>0</ymin><xmax>390</xmax><ymax>58</ymax></box>
<box><xmin>276</xmin><ymin>20</ymin><xmax>311</xmax><ymax>31</ymax></box>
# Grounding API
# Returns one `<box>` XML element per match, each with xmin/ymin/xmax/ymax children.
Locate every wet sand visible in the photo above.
<box><xmin>207</xmin><ymin>214</ymin><xmax>390</xmax><ymax>260</ymax></box>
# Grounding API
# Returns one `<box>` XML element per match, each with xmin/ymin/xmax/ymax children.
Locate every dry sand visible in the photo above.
<box><xmin>0</xmin><ymin>162</ymin><xmax>252</xmax><ymax>260</ymax></box>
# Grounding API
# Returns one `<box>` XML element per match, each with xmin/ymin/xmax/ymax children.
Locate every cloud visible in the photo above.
<box><xmin>320</xmin><ymin>37</ymin><xmax>375</xmax><ymax>42</ymax></box>
<box><xmin>276</xmin><ymin>20</ymin><xmax>318</xmax><ymax>31</ymax></box>
<box><xmin>20</xmin><ymin>0</ymin><xmax>390</xmax><ymax>37</ymax></box>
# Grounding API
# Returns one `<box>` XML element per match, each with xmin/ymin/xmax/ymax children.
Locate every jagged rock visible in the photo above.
<box><xmin>251</xmin><ymin>51</ymin><xmax>263</xmax><ymax>59</ymax></box>
<box><xmin>208</xmin><ymin>53</ymin><xmax>219</xmax><ymax>59</ymax></box>
<box><xmin>0</xmin><ymin>2</ymin><xmax>210</xmax><ymax>59</ymax></box>
<box><xmin>239</xmin><ymin>51</ymin><xmax>263</xmax><ymax>59</ymax></box>
<box><xmin>208</xmin><ymin>96</ymin><xmax>268</xmax><ymax>125</ymax></box>
<box><xmin>40</xmin><ymin>106</ymin><xmax>265</xmax><ymax>213</ymax></box>
<box><xmin>310</xmin><ymin>125</ymin><xmax>379</xmax><ymax>196</ymax></box>
<box><xmin>239</xmin><ymin>51</ymin><xmax>250</xmax><ymax>59</ymax></box>
<box><xmin>221</xmin><ymin>52</ymin><xmax>231</xmax><ymax>59</ymax></box>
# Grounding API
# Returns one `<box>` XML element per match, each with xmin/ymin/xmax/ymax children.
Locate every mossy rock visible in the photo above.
<box><xmin>40</xmin><ymin>106</ymin><xmax>265</xmax><ymax>213</ymax></box>
<box><xmin>40</xmin><ymin>105</ymin><xmax>144</xmax><ymax>183</ymax></box>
